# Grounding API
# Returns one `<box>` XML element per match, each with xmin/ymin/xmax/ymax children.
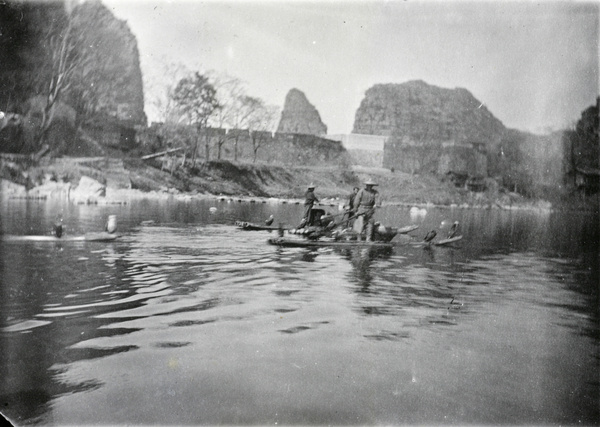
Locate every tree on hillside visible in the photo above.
<box><xmin>227</xmin><ymin>94</ymin><xmax>258</xmax><ymax>162</ymax></box>
<box><xmin>562</xmin><ymin>98</ymin><xmax>599</xmax><ymax>187</ymax></box>
<box><xmin>145</xmin><ymin>60</ymin><xmax>190</xmax><ymax>124</ymax></box>
<box><xmin>575</xmin><ymin>99</ymin><xmax>599</xmax><ymax>170</ymax></box>
<box><xmin>17</xmin><ymin>1</ymin><xmax>131</xmax><ymax>149</ymax></box>
<box><xmin>209</xmin><ymin>73</ymin><xmax>247</xmax><ymax>160</ymax></box>
<box><xmin>172</xmin><ymin>72</ymin><xmax>220</xmax><ymax>165</ymax></box>
<box><xmin>34</xmin><ymin>1</ymin><xmax>90</xmax><ymax>147</ymax></box>
<box><xmin>495</xmin><ymin>131</ymin><xmax>533</xmax><ymax>195</ymax></box>
<box><xmin>248</xmin><ymin>103</ymin><xmax>279</xmax><ymax>163</ymax></box>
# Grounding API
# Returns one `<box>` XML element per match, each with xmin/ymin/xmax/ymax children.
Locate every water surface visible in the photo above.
<box><xmin>1</xmin><ymin>197</ymin><xmax>598</xmax><ymax>425</ymax></box>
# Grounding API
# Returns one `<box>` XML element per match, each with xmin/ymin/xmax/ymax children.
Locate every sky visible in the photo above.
<box><xmin>101</xmin><ymin>0</ymin><xmax>599</xmax><ymax>135</ymax></box>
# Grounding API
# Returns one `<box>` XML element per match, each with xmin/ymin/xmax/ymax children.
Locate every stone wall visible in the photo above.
<box><xmin>141</xmin><ymin>125</ymin><xmax>352</xmax><ymax>167</ymax></box>
<box><xmin>215</xmin><ymin>130</ymin><xmax>350</xmax><ymax>166</ymax></box>
<box><xmin>326</xmin><ymin>133</ymin><xmax>387</xmax><ymax>167</ymax></box>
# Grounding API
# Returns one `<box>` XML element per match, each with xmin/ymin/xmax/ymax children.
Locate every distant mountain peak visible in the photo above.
<box><xmin>277</xmin><ymin>88</ymin><xmax>327</xmax><ymax>136</ymax></box>
<box><xmin>353</xmin><ymin>80</ymin><xmax>505</xmax><ymax>144</ymax></box>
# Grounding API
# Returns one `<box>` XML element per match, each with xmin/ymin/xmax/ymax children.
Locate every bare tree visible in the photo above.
<box><xmin>145</xmin><ymin>60</ymin><xmax>190</xmax><ymax>124</ymax></box>
<box><xmin>209</xmin><ymin>73</ymin><xmax>246</xmax><ymax>159</ymax></box>
<box><xmin>171</xmin><ymin>72</ymin><xmax>220</xmax><ymax>165</ymax></box>
<box><xmin>222</xmin><ymin>86</ymin><xmax>256</xmax><ymax>161</ymax></box>
<box><xmin>37</xmin><ymin>2</ymin><xmax>89</xmax><ymax>146</ymax></box>
<box><xmin>248</xmin><ymin>103</ymin><xmax>279</xmax><ymax>163</ymax></box>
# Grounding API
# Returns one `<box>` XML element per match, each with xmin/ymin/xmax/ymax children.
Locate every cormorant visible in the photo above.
<box><xmin>105</xmin><ymin>215</ymin><xmax>117</xmax><ymax>234</ymax></box>
<box><xmin>423</xmin><ymin>230</ymin><xmax>437</xmax><ymax>243</ymax></box>
<box><xmin>265</xmin><ymin>215</ymin><xmax>274</xmax><ymax>226</ymax></box>
<box><xmin>53</xmin><ymin>219</ymin><xmax>63</xmax><ymax>238</ymax></box>
<box><xmin>447</xmin><ymin>221</ymin><xmax>460</xmax><ymax>239</ymax></box>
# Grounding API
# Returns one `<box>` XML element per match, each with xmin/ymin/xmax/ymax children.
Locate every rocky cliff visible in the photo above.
<box><xmin>353</xmin><ymin>80</ymin><xmax>506</xmax><ymax>146</ymax></box>
<box><xmin>0</xmin><ymin>0</ymin><xmax>145</xmax><ymax>154</ymax></box>
<box><xmin>356</xmin><ymin>80</ymin><xmax>572</xmax><ymax>197</ymax></box>
<box><xmin>71</xmin><ymin>0</ymin><xmax>146</xmax><ymax>125</ymax></box>
<box><xmin>277</xmin><ymin>89</ymin><xmax>327</xmax><ymax>136</ymax></box>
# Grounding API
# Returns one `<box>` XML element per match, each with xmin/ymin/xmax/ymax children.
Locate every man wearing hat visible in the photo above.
<box><xmin>300</xmin><ymin>183</ymin><xmax>319</xmax><ymax>227</ymax></box>
<box><xmin>354</xmin><ymin>180</ymin><xmax>379</xmax><ymax>241</ymax></box>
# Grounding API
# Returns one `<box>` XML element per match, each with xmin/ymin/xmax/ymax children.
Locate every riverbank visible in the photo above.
<box><xmin>1</xmin><ymin>156</ymin><xmax>597</xmax><ymax>213</ymax></box>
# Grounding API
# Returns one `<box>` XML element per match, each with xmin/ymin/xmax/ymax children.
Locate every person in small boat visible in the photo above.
<box><xmin>344</xmin><ymin>186</ymin><xmax>359</xmax><ymax>227</ymax></box>
<box><xmin>354</xmin><ymin>180</ymin><xmax>379</xmax><ymax>241</ymax></box>
<box><xmin>299</xmin><ymin>184</ymin><xmax>319</xmax><ymax>228</ymax></box>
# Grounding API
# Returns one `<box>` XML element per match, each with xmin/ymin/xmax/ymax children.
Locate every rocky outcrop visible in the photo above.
<box><xmin>353</xmin><ymin>80</ymin><xmax>510</xmax><ymax>178</ymax></box>
<box><xmin>72</xmin><ymin>0</ymin><xmax>146</xmax><ymax>125</ymax></box>
<box><xmin>69</xmin><ymin>176</ymin><xmax>106</xmax><ymax>203</ymax></box>
<box><xmin>277</xmin><ymin>89</ymin><xmax>327</xmax><ymax>136</ymax></box>
<box><xmin>0</xmin><ymin>0</ymin><xmax>146</xmax><ymax>155</ymax></box>
<box><xmin>353</xmin><ymin>80</ymin><xmax>506</xmax><ymax>145</ymax></box>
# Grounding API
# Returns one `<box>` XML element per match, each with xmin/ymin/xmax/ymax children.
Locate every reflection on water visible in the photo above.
<box><xmin>0</xmin><ymin>198</ymin><xmax>598</xmax><ymax>425</ymax></box>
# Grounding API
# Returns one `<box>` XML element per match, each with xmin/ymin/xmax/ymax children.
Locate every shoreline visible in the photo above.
<box><xmin>3</xmin><ymin>157</ymin><xmax>598</xmax><ymax>215</ymax></box>
<box><xmin>1</xmin><ymin>178</ymin><xmax>572</xmax><ymax>213</ymax></box>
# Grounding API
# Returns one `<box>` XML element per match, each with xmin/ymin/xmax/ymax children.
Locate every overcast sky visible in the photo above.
<box><xmin>101</xmin><ymin>0</ymin><xmax>598</xmax><ymax>135</ymax></box>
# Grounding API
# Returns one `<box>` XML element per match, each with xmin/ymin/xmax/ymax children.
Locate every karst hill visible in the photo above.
<box><xmin>0</xmin><ymin>0</ymin><xmax>595</xmax><ymax>205</ymax></box>
<box><xmin>353</xmin><ymin>80</ymin><xmax>506</xmax><ymax>145</ymax></box>
<box><xmin>277</xmin><ymin>89</ymin><xmax>328</xmax><ymax>136</ymax></box>
<box><xmin>350</xmin><ymin>80</ymin><xmax>573</xmax><ymax>196</ymax></box>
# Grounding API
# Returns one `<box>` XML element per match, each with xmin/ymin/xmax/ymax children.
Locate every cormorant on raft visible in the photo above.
<box><xmin>423</xmin><ymin>230</ymin><xmax>437</xmax><ymax>243</ymax></box>
<box><xmin>265</xmin><ymin>215</ymin><xmax>274</xmax><ymax>226</ymax></box>
<box><xmin>105</xmin><ymin>215</ymin><xmax>117</xmax><ymax>234</ymax></box>
<box><xmin>53</xmin><ymin>218</ymin><xmax>63</xmax><ymax>238</ymax></box>
<box><xmin>447</xmin><ymin>221</ymin><xmax>460</xmax><ymax>239</ymax></box>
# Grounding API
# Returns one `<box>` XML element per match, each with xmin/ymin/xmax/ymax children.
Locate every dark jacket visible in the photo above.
<box><xmin>304</xmin><ymin>189</ymin><xmax>318</xmax><ymax>206</ymax></box>
<box><xmin>355</xmin><ymin>188</ymin><xmax>378</xmax><ymax>214</ymax></box>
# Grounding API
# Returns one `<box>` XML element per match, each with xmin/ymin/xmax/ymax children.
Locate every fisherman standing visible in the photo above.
<box><xmin>345</xmin><ymin>186</ymin><xmax>359</xmax><ymax>227</ymax></box>
<box><xmin>300</xmin><ymin>184</ymin><xmax>319</xmax><ymax>227</ymax></box>
<box><xmin>354</xmin><ymin>180</ymin><xmax>379</xmax><ymax>241</ymax></box>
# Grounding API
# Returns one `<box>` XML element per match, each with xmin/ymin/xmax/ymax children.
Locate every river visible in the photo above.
<box><xmin>0</xmin><ymin>196</ymin><xmax>598</xmax><ymax>425</ymax></box>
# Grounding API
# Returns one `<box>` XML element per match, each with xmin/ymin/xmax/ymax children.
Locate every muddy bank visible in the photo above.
<box><xmin>1</xmin><ymin>156</ymin><xmax>595</xmax><ymax>212</ymax></box>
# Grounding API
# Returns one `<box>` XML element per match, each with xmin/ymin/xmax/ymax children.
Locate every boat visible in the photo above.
<box><xmin>235</xmin><ymin>221</ymin><xmax>283</xmax><ymax>231</ymax></box>
<box><xmin>411</xmin><ymin>235</ymin><xmax>463</xmax><ymax>248</ymax></box>
<box><xmin>2</xmin><ymin>232</ymin><xmax>121</xmax><ymax>242</ymax></box>
<box><xmin>433</xmin><ymin>235</ymin><xmax>463</xmax><ymax>246</ymax></box>
<box><xmin>397</xmin><ymin>224</ymin><xmax>419</xmax><ymax>234</ymax></box>
<box><xmin>267</xmin><ymin>237</ymin><xmax>394</xmax><ymax>248</ymax></box>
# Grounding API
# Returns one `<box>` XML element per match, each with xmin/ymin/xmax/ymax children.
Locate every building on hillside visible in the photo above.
<box><xmin>327</xmin><ymin>133</ymin><xmax>388</xmax><ymax>167</ymax></box>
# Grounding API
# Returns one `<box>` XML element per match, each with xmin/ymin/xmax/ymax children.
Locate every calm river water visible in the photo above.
<box><xmin>0</xmin><ymin>196</ymin><xmax>598</xmax><ymax>426</ymax></box>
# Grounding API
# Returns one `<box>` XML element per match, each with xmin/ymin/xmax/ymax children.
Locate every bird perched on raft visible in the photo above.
<box><xmin>423</xmin><ymin>230</ymin><xmax>437</xmax><ymax>243</ymax></box>
<box><xmin>265</xmin><ymin>215</ymin><xmax>274</xmax><ymax>226</ymax></box>
<box><xmin>105</xmin><ymin>215</ymin><xmax>117</xmax><ymax>234</ymax></box>
<box><xmin>53</xmin><ymin>218</ymin><xmax>63</xmax><ymax>238</ymax></box>
<box><xmin>447</xmin><ymin>221</ymin><xmax>460</xmax><ymax>239</ymax></box>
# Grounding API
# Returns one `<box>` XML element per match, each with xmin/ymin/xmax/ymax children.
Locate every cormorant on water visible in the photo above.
<box><xmin>423</xmin><ymin>230</ymin><xmax>437</xmax><ymax>243</ymax></box>
<box><xmin>447</xmin><ymin>221</ymin><xmax>460</xmax><ymax>239</ymax></box>
<box><xmin>265</xmin><ymin>215</ymin><xmax>274</xmax><ymax>226</ymax></box>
